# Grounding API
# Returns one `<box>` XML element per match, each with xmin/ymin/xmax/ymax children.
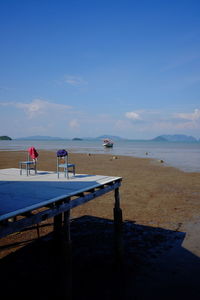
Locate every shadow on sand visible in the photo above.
<box><xmin>1</xmin><ymin>215</ymin><xmax>200</xmax><ymax>300</ymax></box>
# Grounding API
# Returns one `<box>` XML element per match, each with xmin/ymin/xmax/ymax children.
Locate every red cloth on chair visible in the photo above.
<box><xmin>28</xmin><ymin>147</ymin><xmax>39</xmax><ymax>160</ymax></box>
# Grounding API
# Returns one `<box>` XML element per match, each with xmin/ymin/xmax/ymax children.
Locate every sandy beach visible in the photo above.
<box><xmin>1</xmin><ymin>150</ymin><xmax>200</xmax><ymax>227</ymax></box>
<box><xmin>1</xmin><ymin>150</ymin><xmax>200</xmax><ymax>299</ymax></box>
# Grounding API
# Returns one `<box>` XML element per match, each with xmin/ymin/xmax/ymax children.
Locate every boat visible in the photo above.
<box><xmin>103</xmin><ymin>138</ymin><xmax>114</xmax><ymax>148</ymax></box>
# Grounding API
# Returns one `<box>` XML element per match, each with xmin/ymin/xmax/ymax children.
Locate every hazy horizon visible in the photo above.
<box><xmin>6</xmin><ymin>133</ymin><xmax>200</xmax><ymax>142</ymax></box>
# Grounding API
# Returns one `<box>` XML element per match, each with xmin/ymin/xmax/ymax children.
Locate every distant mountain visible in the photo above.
<box><xmin>152</xmin><ymin>136</ymin><xmax>168</xmax><ymax>142</ymax></box>
<box><xmin>72</xmin><ymin>137</ymin><xmax>83</xmax><ymax>141</ymax></box>
<box><xmin>0</xmin><ymin>135</ymin><xmax>12</xmax><ymax>140</ymax></box>
<box><xmin>14</xmin><ymin>134</ymin><xmax>198</xmax><ymax>142</ymax></box>
<box><xmin>14</xmin><ymin>135</ymin><xmax>127</xmax><ymax>141</ymax></box>
<box><xmin>152</xmin><ymin>134</ymin><xmax>198</xmax><ymax>142</ymax></box>
<box><xmin>15</xmin><ymin>135</ymin><xmax>68</xmax><ymax>141</ymax></box>
<box><xmin>96</xmin><ymin>135</ymin><xmax>127</xmax><ymax>141</ymax></box>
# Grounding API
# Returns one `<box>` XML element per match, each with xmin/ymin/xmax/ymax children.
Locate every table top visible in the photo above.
<box><xmin>0</xmin><ymin>168</ymin><xmax>121</xmax><ymax>221</ymax></box>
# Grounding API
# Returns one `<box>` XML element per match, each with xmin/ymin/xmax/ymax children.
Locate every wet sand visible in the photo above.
<box><xmin>1</xmin><ymin>150</ymin><xmax>200</xmax><ymax>299</ymax></box>
<box><xmin>0</xmin><ymin>150</ymin><xmax>199</xmax><ymax>227</ymax></box>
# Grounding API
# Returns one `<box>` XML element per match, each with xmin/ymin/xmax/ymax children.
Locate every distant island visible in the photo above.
<box><xmin>0</xmin><ymin>136</ymin><xmax>12</xmax><ymax>140</ymax></box>
<box><xmin>152</xmin><ymin>134</ymin><xmax>198</xmax><ymax>142</ymax></box>
<box><xmin>15</xmin><ymin>135</ymin><xmax>68</xmax><ymax>141</ymax></box>
<box><xmin>72</xmin><ymin>138</ymin><xmax>83</xmax><ymax>141</ymax></box>
<box><xmin>13</xmin><ymin>134</ymin><xmax>199</xmax><ymax>142</ymax></box>
<box><xmin>84</xmin><ymin>135</ymin><xmax>128</xmax><ymax>141</ymax></box>
<box><xmin>15</xmin><ymin>135</ymin><xmax>127</xmax><ymax>141</ymax></box>
<box><xmin>98</xmin><ymin>135</ymin><xmax>128</xmax><ymax>141</ymax></box>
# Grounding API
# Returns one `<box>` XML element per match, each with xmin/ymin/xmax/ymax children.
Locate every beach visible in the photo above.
<box><xmin>0</xmin><ymin>150</ymin><xmax>200</xmax><ymax>227</ymax></box>
<box><xmin>1</xmin><ymin>150</ymin><xmax>200</xmax><ymax>299</ymax></box>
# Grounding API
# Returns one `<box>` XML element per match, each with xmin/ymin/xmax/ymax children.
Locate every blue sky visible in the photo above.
<box><xmin>0</xmin><ymin>0</ymin><xmax>200</xmax><ymax>139</ymax></box>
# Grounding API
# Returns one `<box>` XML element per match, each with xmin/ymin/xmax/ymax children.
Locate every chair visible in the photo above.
<box><xmin>19</xmin><ymin>147</ymin><xmax>38</xmax><ymax>176</ymax></box>
<box><xmin>57</xmin><ymin>149</ymin><xmax>75</xmax><ymax>179</ymax></box>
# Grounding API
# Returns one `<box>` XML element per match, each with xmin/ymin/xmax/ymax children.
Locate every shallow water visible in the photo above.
<box><xmin>0</xmin><ymin>139</ymin><xmax>200</xmax><ymax>173</ymax></box>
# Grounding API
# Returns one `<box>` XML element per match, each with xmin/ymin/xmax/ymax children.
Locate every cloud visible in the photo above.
<box><xmin>174</xmin><ymin>109</ymin><xmax>200</xmax><ymax>121</ymax></box>
<box><xmin>0</xmin><ymin>99</ymin><xmax>78</xmax><ymax>138</ymax></box>
<box><xmin>149</xmin><ymin>109</ymin><xmax>200</xmax><ymax>131</ymax></box>
<box><xmin>125</xmin><ymin>111</ymin><xmax>141</xmax><ymax>120</ymax></box>
<box><xmin>16</xmin><ymin>100</ymin><xmax>46</xmax><ymax>118</ymax></box>
<box><xmin>123</xmin><ymin>108</ymin><xmax>200</xmax><ymax>136</ymax></box>
<box><xmin>125</xmin><ymin>110</ymin><xmax>160</xmax><ymax>122</ymax></box>
<box><xmin>64</xmin><ymin>75</ymin><xmax>88</xmax><ymax>86</ymax></box>
<box><xmin>69</xmin><ymin>119</ymin><xmax>80</xmax><ymax>129</ymax></box>
<box><xmin>0</xmin><ymin>99</ymin><xmax>72</xmax><ymax>118</ymax></box>
<box><xmin>1</xmin><ymin>99</ymin><xmax>200</xmax><ymax>139</ymax></box>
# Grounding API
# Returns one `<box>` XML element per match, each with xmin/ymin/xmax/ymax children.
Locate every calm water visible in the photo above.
<box><xmin>0</xmin><ymin>139</ymin><xmax>200</xmax><ymax>173</ymax></box>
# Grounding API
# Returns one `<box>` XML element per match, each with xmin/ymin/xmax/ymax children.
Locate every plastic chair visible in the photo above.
<box><xmin>57</xmin><ymin>149</ymin><xmax>75</xmax><ymax>179</ymax></box>
<box><xmin>19</xmin><ymin>147</ymin><xmax>38</xmax><ymax>176</ymax></box>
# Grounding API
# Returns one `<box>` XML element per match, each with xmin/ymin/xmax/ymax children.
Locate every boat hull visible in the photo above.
<box><xmin>103</xmin><ymin>143</ymin><xmax>113</xmax><ymax>148</ymax></box>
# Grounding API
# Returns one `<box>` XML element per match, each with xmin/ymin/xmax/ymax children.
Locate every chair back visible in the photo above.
<box><xmin>28</xmin><ymin>147</ymin><xmax>39</xmax><ymax>162</ymax></box>
<box><xmin>57</xmin><ymin>149</ymin><xmax>68</xmax><ymax>165</ymax></box>
<box><xmin>57</xmin><ymin>149</ymin><xmax>68</xmax><ymax>157</ymax></box>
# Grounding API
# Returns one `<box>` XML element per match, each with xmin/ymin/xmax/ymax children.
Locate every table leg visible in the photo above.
<box><xmin>114</xmin><ymin>187</ymin><xmax>123</xmax><ymax>264</ymax></box>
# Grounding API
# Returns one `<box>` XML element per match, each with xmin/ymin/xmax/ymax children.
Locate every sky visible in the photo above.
<box><xmin>0</xmin><ymin>0</ymin><xmax>200</xmax><ymax>139</ymax></box>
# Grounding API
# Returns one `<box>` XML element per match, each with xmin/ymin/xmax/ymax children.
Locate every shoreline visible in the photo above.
<box><xmin>0</xmin><ymin>147</ymin><xmax>199</xmax><ymax>174</ymax></box>
<box><xmin>1</xmin><ymin>139</ymin><xmax>200</xmax><ymax>173</ymax></box>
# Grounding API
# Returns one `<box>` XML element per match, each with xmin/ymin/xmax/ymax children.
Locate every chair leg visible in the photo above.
<box><xmin>20</xmin><ymin>163</ymin><xmax>22</xmax><ymax>175</ymax></box>
<box><xmin>57</xmin><ymin>164</ymin><xmax>59</xmax><ymax>178</ymax></box>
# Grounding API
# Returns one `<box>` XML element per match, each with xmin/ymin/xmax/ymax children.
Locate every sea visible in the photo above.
<box><xmin>0</xmin><ymin>139</ymin><xmax>200</xmax><ymax>173</ymax></box>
